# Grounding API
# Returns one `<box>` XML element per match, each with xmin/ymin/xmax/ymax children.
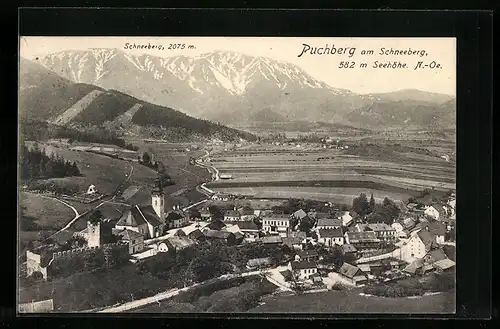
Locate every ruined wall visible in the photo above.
<box><xmin>18</xmin><ymin>299</ymin><xmax>54</xmax><ymax>313</ymax></box>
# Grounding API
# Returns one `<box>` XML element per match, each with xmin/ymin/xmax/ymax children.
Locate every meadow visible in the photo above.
<box><xmin>207</xmin><ymin>141</ymin><xmax>455</xmax><ymax>203</ymax></box>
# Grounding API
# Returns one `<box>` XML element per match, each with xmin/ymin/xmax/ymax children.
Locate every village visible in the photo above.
<box><xmin>21</xmin><ymin>155</ymin><xmax>456</xmax><ymax>311</ymax></box>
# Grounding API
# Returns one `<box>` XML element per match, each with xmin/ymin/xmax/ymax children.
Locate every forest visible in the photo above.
<box><xmin>19</xmin><ymin>143</ymin><xmax>81</xmax><ymax>181</ymax></box>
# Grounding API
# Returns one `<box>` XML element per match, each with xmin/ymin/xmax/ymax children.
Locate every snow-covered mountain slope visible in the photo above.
<box><xmin>36</xmin><ymin>48</ymin><xmax>455</xmax><ymax>128</ymax></box>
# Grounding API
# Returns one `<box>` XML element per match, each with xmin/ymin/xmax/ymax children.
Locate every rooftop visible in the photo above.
<box><xmin>290</xmin><ymin>260</ymin><xmax>317</xmax><ymax>270</ymax></box>
<box><xmin>433</xmin><ymin>258</ymin><xmax>456</xmax><ymax>271</ymax></box>
<box><xmin>318</xmin><ymin>228</ymin><xmax>343</xmax><ymax>238</ymax></box>
<box><xmin>341</xmin><ymin>244</ymin><xmax>357</xmax><ymax>253</ymax></box>
<box><xmin>317</xmin><ymin>218</ymin><xmax>342</xmax><ymax>227</ymax></box>
<box><xmin>165</xmin><ymin>236</ymin><xmax>195</xmax><ymax>249</ymax></box>
<box><xmin>203</xmin><ymin>229</ymin><xmax>234</xmax><ymax>239</ymax></box>
<box><xmin>118</xmin><ymin>229</ymin><xmax>144</xmax><ymax>241</ymax></box>
<box><xmin>345</xmin><ymin>231</ymin><xmax>379</xmax><ymax>242</ymax></box>
<box><xmin>338</xmin><ymin>263</ymin><xmax>363</xmax><ymax>279</ymax></box>
<box><xmin>261</xmin><ymin>236</ymin><xmax>283</xmax><ymax>244</ymax></box>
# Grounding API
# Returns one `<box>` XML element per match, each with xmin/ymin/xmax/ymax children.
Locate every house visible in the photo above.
<box><xmin>358</xmin><ymin>264</ymin><xmax>371</xmax><ymax>274</ymax></box>
<box><xmin>238</xmin><ymin>207</ymin><xmax>256</xmax><ymax>221</ymax></box>
<box><xmin>115</xmin><ymin>229</ymin><xmax>145</xmax><ymax>254</ymax></box>
<box><xmin>166</xmin><ymin>211</ymin><xmax>188</xmax><ymax>229</ymax></box>
<box><xmin>203</xmin><ymin>230</ymin><xmax>236</xmax><ymax>245</ymax></box>
<box><xmin>424</xmin><ymin>248</ymin><xmax>448</xmax><ymax>264</ymax></box>
<box><xmin>262</xmin><ymin>216</ymin><xmax>291</xmax><ymax>237</ymax></box>
<box><xmin>424</xmin><ymin>205</ymin><xmax>440</xmax><ymax>220</ymax></box>
<box><xmin>206</xmin><ymin>219</ymin><xmax>226</xmax><ymax>231</ymax></box>
<box><xmin>261</xmin><ymin>235</ymin><xmax>283</xmax><ymax>246</ymax></box>
<box><xmin>291</xmin><ymin>209</ymin><xmax>308</xmax><ymax>221</ymax></box>
<box><xmin>340</xmin><ymin>211</ymin><xmax>353</xmax><ymax>227</ymax></box>
<box><xmin>165</xmin><ymin>236</ymin><xmax>196</xmax><ymax>252</ymax></box>
<box><xmin>341</xmin><ymin>244</ymin><xmax>357</xmax><ymax>258</ymax></box>
<box><xmin>316</xmin><ymin>218</ymin><xmax>342</xmax><ymax>230</ymax></box>
<box><xmin>224</xmin><ymin>209</ymin><xmax>241</xmax><ymax>222</ymax></box>
<box><xmin>355</xmin><ymin>223</ymin><xmax>397</xmax><ymax>242</ymax></box>
<box><xmin>289</xmin><ymin>261</ymin><xmax>318</xmax><ymax>281</ymax></box>
<box><xmin>391</xmin><ymin>222</ymin><xmax>406</xmax><ymax>238</ymax></box>
<box><xmin>187</xmin><ymin>229</ymin><xmax>205</xmax><ymax>242</ymax></box>
<box><xmin>294</xmin><ymin>250</ymin><xmax>319</xmax><ymax>262</ymax></box>
<box><xmin>282</xmin><ymin>237</ymin><xmax>304</xmax><ymax>250</ymax></box>
<box><xmin>400</xmin><ymin>229</ymin><xmax>439</xmax><ymax>263</ymax></box>
<box><xmin>246</xmin><ymin>257</ymin><xmax>275</xmax><ymax>270</ymax></box>
<box><xmin>231</xmin><ymin>221</ymin><xmax>260</xmax><ymax>240</ymax></box>
<box><xmin>344</xmin><ymin>231</ymin><xmax>380</xmax><ymax>250</ymax></box>
<box><xmin>317</xmin><ymin>228</ymin><xmax>344</xmax><ymax>247</ymax></box>
<box><xmin>424</xmin><ymin>221</ymin><xmax>446</xmax><ymax>244</ymax></box>
<box><xmin>338</xmin><ymin>263</ymin><xmax>368</xmax><ymax>286</ymax></box>
<box><xmin>433</xmin><ymin>258</ymin><xmax>456</xmax><ymax>273</ymax></box>
<box><xmin>199</xmin><ymin>208</ymin><xmax>212</xmax><ymax>221</ymax></box>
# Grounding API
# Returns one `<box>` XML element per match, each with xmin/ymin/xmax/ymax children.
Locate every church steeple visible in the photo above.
<box><xmin>151</xmin><ymin>176</ymin><xmax>165</xmax><ymax>223</ymax></box>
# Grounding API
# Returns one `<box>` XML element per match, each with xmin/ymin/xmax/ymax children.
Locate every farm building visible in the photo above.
<box><xmin>224</xmin><ymin>209</ymin><xmax>241</xmax><ymax>221</ymax></box>
<box><xmin>261</xmin><ymin>235</ymin><xmax>283</xmax><ymax>246</ymax></box>
<box><xmin>338</xmin><ymin>263</ymin><xmax>368</xmax><ymax>286</ymax></box>
<box><xmin>291</xmin><ymin>209</ymin><xmax>308</xmax><ymax>220</ymax></box>
<box><xmin>423</xmin><ymin>221</ymin><xmax>447</xmax><ymax>244</ymax></box>
<box><xmin>282</xmin><ymin>237</ymin><xmax>304</xmax><ymax>250</ymax></box>
<box><xmin>433</xmin><ymin>258</ymin><xmax>456</xmax><ymax>273</ymax></box>
<box><xmin>165</xmin><ymin>211</ymin><xmax>188</xmax><ymax>229</ymax></box>
<box><xmin>340</xmin><ymin>211</ymin><xmax>353</xmax><ymax>227</ymax></box>
<box><xmin>115</xmin><ymin>229</ymin><xmax>145</xmax><ymax>254</ymax></box>
<box><xmin>400</xmin><ymin>229</ymin><xmax>440</xmax><ymax>263</ymax></box>
<box><xmin>341</xmin><ymin>244</ymin><xmax>358</xmax><ymax>258</ymax></box>
<box><xmin>344</xmin><ymin>231</ymin><xmax>380</xmax><ymax>250</ymax></box>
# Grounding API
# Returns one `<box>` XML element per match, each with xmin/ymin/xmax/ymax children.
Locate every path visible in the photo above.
<box><xmin>96</xmin><ymin>269</ymin><xmax>267</xmax><ymax>313</ymax></box>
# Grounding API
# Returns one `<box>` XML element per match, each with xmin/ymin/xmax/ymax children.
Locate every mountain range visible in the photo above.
<box><xmin>24</xmin><ymin>48</ymin><xmax>455</xmax><ymax>130</ymax></box>
<box><xmin>19</xmin><ymin>57</ymin><xmax>256</xmax><ymax>142</ymax></box>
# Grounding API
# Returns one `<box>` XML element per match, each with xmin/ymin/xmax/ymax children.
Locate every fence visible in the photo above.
<box><xmin>18</xmin><ymin>299</ymin><xmax>54</xmax><ymax>313</ymax></box>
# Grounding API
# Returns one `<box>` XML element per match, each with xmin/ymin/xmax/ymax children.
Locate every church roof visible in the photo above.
<box><xmin>137</xmin><ymin>205</ymin><xmax>163</xmax><ymax>227</ymax></box>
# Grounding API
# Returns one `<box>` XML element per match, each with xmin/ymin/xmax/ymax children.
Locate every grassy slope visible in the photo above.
<box><xmin>19</xmin><ymin>192</ymin><xmax>74</xmax><ymax>231</ymax></box>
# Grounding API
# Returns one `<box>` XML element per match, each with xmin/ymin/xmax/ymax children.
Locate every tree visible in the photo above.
<box><xmin>369</xmin><ymin>193</ymin><xmax>376</xmax><ymax>213</ymax></box>
<box><xmin>142</xmin><ymin>152</ymin><xmax>151</xmax><ymax>165</ymax></box>
<box><xmin>298</xmin><ymin>216</ymin><xmax>314</xmax><ymax>234</ymax></box>
<box><xmin>352</xmin><ymin>193</ymin><xmax>370</xmax><ymax>217</ymax></box>
<box><xmin>208</xmin><ymin>205</ymin><xmax>224</xmax><ymax>220</ymax></box>
<box><xmin>88</xmin><ymin>210</ymin><xmax>103</xmax><ymax>225</ymax></box>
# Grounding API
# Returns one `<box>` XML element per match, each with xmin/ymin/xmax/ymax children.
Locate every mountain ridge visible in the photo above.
<box><xmin>31</xmin><ymin>49</ymin><xmax>456</xmax><ymax>129</ymax></box>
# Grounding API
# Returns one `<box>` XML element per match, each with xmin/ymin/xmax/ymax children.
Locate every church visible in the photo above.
<box><xmin>114</xmin><ymin>177</ymin><xmax>169</xmax><ymax>239</ymax></box>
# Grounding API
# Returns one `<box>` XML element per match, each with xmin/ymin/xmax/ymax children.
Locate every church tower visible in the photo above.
<box><xmin>87</xmin><ymin>211</ymin><xmax>103</xmax><ymax>248</ymax></box>
<box><xmin>152</xmin><ymin>176</ymin><xmax>165</xmax><ymax>223</ymax></box>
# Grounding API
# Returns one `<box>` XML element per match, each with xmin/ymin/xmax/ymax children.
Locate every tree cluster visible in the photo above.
<box><xmin>20</xmin><ymin>143</ymin><xmax>81</xmax><ymax>181</ymax></box>
<box><xmin>352</xmin><ymin>193</ymin><xmax>401</xmax><ymax>225</ymax></box>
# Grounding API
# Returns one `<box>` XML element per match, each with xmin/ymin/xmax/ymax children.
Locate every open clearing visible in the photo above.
<box><xmin>249</xmin><ymin>288</ymin><xmax>455</xmax><ymax>314</ymax></box>
<box><xmin>19</xmin><ymin>192</ymin><xmax>74</xmax><ymax>230</ymax></box>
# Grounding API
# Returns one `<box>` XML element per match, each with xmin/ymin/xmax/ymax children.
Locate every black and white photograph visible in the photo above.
<box><xmin>17</xmin><ymin>36</ymin><xmax>456</xmax><ymax>314</ymax></box>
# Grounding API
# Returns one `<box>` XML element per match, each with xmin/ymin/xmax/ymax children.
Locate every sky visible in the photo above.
<box><xmin>20</xmin><ymin>36</ymin><xmax>456</xmax><ymax>95</ymax></box>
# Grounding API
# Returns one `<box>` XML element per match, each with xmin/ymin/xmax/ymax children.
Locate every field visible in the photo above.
<box><xmin>19</xmin><ymin>192</ymin><xmax>75</xmax><ymax>231</ymax></box>
<box><xmin>207</xmin><ymin>140</ymin><xmax>455</xmax><ymax>204</ymax></box>
<box><xmin>249</xmin><ymin>288</ymin><xmax>455</xmax><ymax>314</ymax></box>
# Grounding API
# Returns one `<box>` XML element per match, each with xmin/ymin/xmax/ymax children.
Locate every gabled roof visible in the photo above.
<box><xmin>165</xmin><ymin>211</ymin><xmax>184</xmax><ymax>222</ymax></box>
<box><xmin>317</xmin><ymin>218</ymin><xmax>342</xmax><ymax>227</ymax></box>
<box><xmin>367</xmin><ymin>223</ymin><xmax>395</xmax><ymax>231</ymax></box>
<box><xmin>203</xmin><ymin>229</ymin><xmax>234</xmax><ymax>239</ymax></box>
<box><xmin>341</xmin><ymin>244</ymin><xmax>357</xmax><ymax>253</ymax></box>
<box><xmin>402</xmin><ymin>218</ymin><xmax>417</xmax><ymax>229</ymax></box>
<box><xmin>288</xmin><ymin>231</ymin><xmax>307</xmax><ymax>239</ymax></box>
<box><xmin>207</xmin><ymin>220</ymin><xmax>226</xmax><ymax>230</ymax></box>
<box><xmin>290</xmin><ymin>260</ymin><xmax>317</xmax><ymax>270</ymax></box>
<box><xmin>297</xmin><ymin>250</ymin><xmax>318</xmax><ymax>258</ymax></box>
<box><xmin>224</xmin><ymin>210</ymin><xmax>241</xmax><ymax>217</ymax></box>
<box><xmin>345</xmin><ymin>231</ymin><xmax>379</xmax><ymax>242</ymax></box>
<box><xmin>232</xmin><ymin>221</ymin><xmax>259</xmax><ymax>231</ymax></box>
<box><xmin>282</xmin><ymin>237</ymin><xmax>303</xmax><ymax>246</ymax></box>
<box><xmin>416</xmin><ymin>229</ymin><xmax>439</xmax><ymax>251</ymax></box>
<box><xmin>338</xmin><ymin>263</ymin><xmax>363</xmax><ymax>278</ymax></box>
<box><xmin>138</xmin><ymin>205</ymin><xmax>163</xmax><ymax>227</ymax></box>
<box><xmin>247</xmin><ymin>257</ymin><xmax>275</xmax><ymax>267</ymax></box>
<box><xmin>433</xmin><ymin>258</ymin><xmax>456</xmax><ymax>271</ymax></box>
<box><xmin>425</xmin><ymin>221</ymin><xmax>446</xmax><ymax>236</ymax></box>
<box><xmin>116</xmin><ymin>207</ymin><xmax>147</xmax><ymax>227</ymax></box>
<box><xmin>188</xmin><ymin>229</ymin><xmax>205</xmax><ymax>240</ymax></box>
<box><xmin>426</xmin><ymin>248</ymin><xmax>448</xmax><ymax>263</ymax></box>
<box><xmin>318</xmin><ymin>228</ymin><xmax>343</xmax><ymax>238</ymax></box>
<box><xmin>165</xmin><ymin>236</ymin><xmax>195</xmax><ymax>249</ymax></box>
<box><xmin>293</xmin><ymin>209</ymin><xmax>307</xmax><ymax>219</ymax></box>
<box><xmin>403</xmin><ymin>258</ymin><xmax>425</xmax><ymax>274</ymax></box>
<box><xmin>261</xmin><ymin>236</ymin><xmax>282</xmax><ymax>244</ymax></box>
<box><xmin>118</xmin><ymin>229</ymin><xmax>144</xmax><ymax>241</ymax></box>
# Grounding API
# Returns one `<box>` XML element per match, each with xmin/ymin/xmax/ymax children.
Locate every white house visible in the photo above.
<box><xmin>340</xmin><ymin>211</ymin><xmax>353</xmax><ymax>226</ymax></box>
<box><xmin>400</xmin><ymin>229</ymin><xmax>439</xmax><ymax>263</ymax></box>
<box><xmin>86</xmin><ymin>184</ymin><xmax>97</xmax><ymax>195</ymax></box>
<box><xmin>424</xmin><ymin>205</ymin><xmax>440</xmax><ymax>220</ymax></box>
<box><xmin>289</xmin><ymin>261</ymin><xmax>318</xmax><ymax>281</ymax></box>
<box><xmin>262</xmin><ymin>216</ymin><xmax>290</xmax><ymax>237</ymax></box>
<box><xmin>317</xmin><ymin>228</ymin><xmax>344</xmax><ymax>247</ymax></box>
